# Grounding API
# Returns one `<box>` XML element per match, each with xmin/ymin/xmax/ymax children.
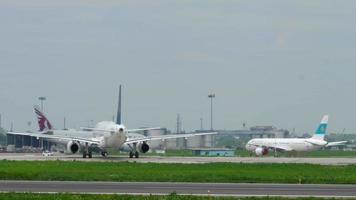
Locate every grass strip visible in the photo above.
<box><xmin>0</xmin><ymin>160</ymin><xmax>355</xmax><ymax>184</ymax></box>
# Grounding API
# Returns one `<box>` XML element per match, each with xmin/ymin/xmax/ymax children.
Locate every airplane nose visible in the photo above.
<box><xmin>245</xmin><ymin>142</ymin><xmax>252</xmax><ymax>150</ymax></box>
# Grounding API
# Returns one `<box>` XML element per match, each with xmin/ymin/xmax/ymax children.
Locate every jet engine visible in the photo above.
<box><xmin>255</xmin><ymin>147</ymin><xmax>268</xmax><ymax>156</ymax></box>
<box><xmin>67</xmin><ymin>141</ymin><xmax>80</xmax><ymax>154</ymax></box>
<box><xmin>138</xmin><ymin>142</ymin><xmax>149</xmax><ymax>153</ymax></box>
<box><xmin>119</xmin><ymin>142</ymin><xmax>149</xmax><ymax>153</ymax></box>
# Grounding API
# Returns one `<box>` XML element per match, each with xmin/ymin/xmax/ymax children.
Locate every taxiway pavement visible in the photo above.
<box><xmin>1</xmin><ymin>153</ymin><xmax>356</xmax><ymax>165</ymax></box>
<box><xmin>0</xmin><ymin>181</ymin><xmax>356</xmax><ymax>197</ymax></box>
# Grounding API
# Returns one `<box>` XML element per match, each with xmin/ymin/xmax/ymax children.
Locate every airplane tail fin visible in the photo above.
<box><xmin>34</xmin><ymin>106</ymin><xmax>53</xmax><ymax>131</ymax></box>
<box><xmin>312</xmin><ymin>115</ymin><xmax>328</xmax><ymax>140</ymax></box>
<box><xmin>116</xmin><ymin>85</ymin><xmax>122</xmax><ymax>125</ymax></box>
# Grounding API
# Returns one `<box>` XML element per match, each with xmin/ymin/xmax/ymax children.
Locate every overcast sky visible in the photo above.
<box><xmin>1</xmin><ymin>0</ymin><xmax>356</xmax><ymax>134</ymax></box>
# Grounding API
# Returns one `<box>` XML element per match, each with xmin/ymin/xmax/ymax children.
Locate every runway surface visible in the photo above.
<box><xmin>1</xmin><ymin>153</ymin><xmax>356</xmax><ymax>165</ymax></box>
<box><xmin>1</xmin><ymin>181</ymin><xmax>356</xmax><ymax>197</ymax></box>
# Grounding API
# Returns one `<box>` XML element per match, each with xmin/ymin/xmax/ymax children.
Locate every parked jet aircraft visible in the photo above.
<box><xmin>8</xmin><ymin>86</ymin><xmax>216</xmax><ymax>158</ymax></box>
<box><xmin>245</xmin><ymin>115</ymin><xmax>347</xmax><ymax>156</ymax></box>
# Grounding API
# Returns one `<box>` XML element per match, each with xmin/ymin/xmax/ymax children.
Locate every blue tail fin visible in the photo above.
<box><xmin>312</xmin><ymin>115</ymin><xmax>328</xmax><ymax>140</ymax></box>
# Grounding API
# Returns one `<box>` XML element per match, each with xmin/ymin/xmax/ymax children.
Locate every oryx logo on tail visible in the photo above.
<box><xmin>34</xmin><ymin>106</ymin><xmax>52</xmax><ymax>131</ymax></box>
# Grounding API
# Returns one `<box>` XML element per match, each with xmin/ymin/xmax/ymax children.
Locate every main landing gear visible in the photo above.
<box><xmin>129</xmin><ymin>151</ymin><xmax>139</xmax><ymax>158</ymax></box>
<box><xmin>128</xmin><ymin>143</ymin><xmax>139</xmax><ymax>158</ymax></box>
<box><xmin>83</xmin><ymin>150</ymin><xmax>92</xmax><ymax>158</ymax></box>
<box><xmin>101</xmin><ymin>151</ymin><xmax>108</xmax><ymax>157</ymax></box>
<box><xmin>82</xmin><ymin>142</ymin><xmax>92</xmax><ymax>158</ymax></box>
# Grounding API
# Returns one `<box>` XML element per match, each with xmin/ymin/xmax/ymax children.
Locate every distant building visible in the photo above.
<box><xmin>144</xmin><ymin>128</ymin><xmax>168</xmax><ymax>150</ymax></box>
<box><xmin>209</xmin><ymin>126</ymin><xmax>290</xmax><ymax>149</ymax></box>
<box><xmin>164</xmin><ymin>126</ymin><xmax>289</xmax><ymax>150</ymax></box>
<box><xmin>192</xmin><ymin>148</ymin><xmax>235</xmax><ymax>157</ymax></box>
<box><xmin>141</xmin><ymin>128</ymin><xmax>215</xmax><ymax>151</ymax></box>
<box><xmin>6</xmin><ymin>133</ymin><xmax>47</xmax><ymax>152</ymax></box>
<box><xmin>164</xmin><ymin>134</ymin><xmax>215</xmax><ymax>150</ymax></box>
<box><xmin>217</xmin><ymin>126</ymin><xmax>289</xmax><ymax>139</ymax></box>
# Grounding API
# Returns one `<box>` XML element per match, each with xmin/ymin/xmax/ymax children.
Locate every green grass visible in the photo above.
<box><xmin>0</xmin><ymin>193</ymin><xmax>352</xmax><ymax>200</ymax></box>
<box><xmin>167</xmin><ymin>149</ymin><xmax>356</xmax><ymax>158</ymax></box>
<box><xmin>234</xmin><ymin>150</ymin><xmax>356</xmax><ymax>157</ymax></box>
<box><xmin>0</xmin><ymin>160</ymin><xmax>356</xmax><ymax>184</ymax></box>
<box><xmin>302</xmin><ymin>150</ymin><xmax>356</xmax><ymax>157</ymax></box>
<box><xmin>157</xmin><ymin>150</ymin><xmax>195</xmax><ymax>156</ymax></box>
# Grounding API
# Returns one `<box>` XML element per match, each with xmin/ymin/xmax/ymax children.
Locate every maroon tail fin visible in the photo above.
<box><xmin>34</xmin><ymin>106</ymin><xmax>52</xmax><ymax>131</ymax></box>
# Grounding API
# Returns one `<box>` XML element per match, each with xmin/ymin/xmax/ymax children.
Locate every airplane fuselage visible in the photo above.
<box><xmin>246</xmin><ymin>138</ymin><xmax>325</xmax><ymax>152</ymax></box>
<box><xmin>44</xmin><ymin>121</ymin><xmax>127</xmax><ymax>150</ymax></box>
<box><xmin>93</xmin><ymin>121</ymin><xmax>127</xmax><ymax>149</ymax></box>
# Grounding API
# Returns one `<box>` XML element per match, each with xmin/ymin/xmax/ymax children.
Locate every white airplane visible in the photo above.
<box><xmin>8</xmin><ymin>85</ymin><xmax>216</xmax><ymax>158</ymax></box>
<box><xmin>245</xmin><ymin>115</ymin><xmax>347</xmax><ymax>156</ymax></box>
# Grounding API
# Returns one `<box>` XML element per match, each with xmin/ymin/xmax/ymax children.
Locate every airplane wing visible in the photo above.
<box><xmin>326</xmin><ymin>141</ymin><xmax>348</xmax><ymax>147</ymax></box>
<box><xmin>80</xmin><ymin>127</ymin><xmax>161</xmax><ymax>133</ymax></box>
<box><xmin>127</xmin><ymin>127</ymin><xmax>161</xmax><ymax>132</ymax></box>
<box><xmin>251</xmin><ymin>143</ymin><xmax>293</xmax><ymax>152</ymax></box>
<box><xmin>7</xmin><ymin>131</ymin><xmax>100</xmax><ymax>145</ymax></box>
<box><xmin>248</xmin><ymin>142</ymin><xmax>293</xmax><ymax>151</ymax></box>
<box><xmin>305</xmin><ymin>139</ymin><xmax>327</xmax><ymax>146</ymax></box>
<box><xmin>80</xmin><ymin>127</ymin><xmax>117</xmax><ymax>132</ymax></box>
<box><xmin>267</xmin><ymin>145</ymin><xmax>293</xmax><ymax>151</ymax></box>
<box><xmin>124</xmin><ymin>132</ymin><xmax>217</xmax><ymax>144</ymax></box>
<box><xmin>265</xmin><ymin>145</ymin><xmax>293</xmax><ymax>151</ymax></box>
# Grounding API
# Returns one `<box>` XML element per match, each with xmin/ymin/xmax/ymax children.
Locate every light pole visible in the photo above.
<box><xmin>38</xmin><ymin>97</ymin><xmax>46</xmax><ymax>112</ymax></box>
<box><xmin>208</xmin><ymin>94</ymin><xmax>215</xmax><ymax>130</ymax></box>
<box><xmin>200</xmin><ymin>118</ymin><xmax>203</xmax><ymax>130</ymax></box>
